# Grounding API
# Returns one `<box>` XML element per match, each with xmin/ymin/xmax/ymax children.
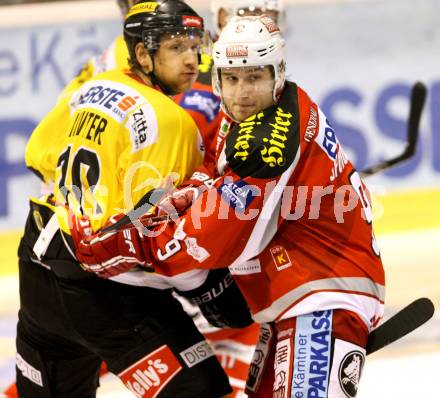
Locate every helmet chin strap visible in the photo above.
<box><xmin>221</xmin><ymin>101</ymin><xmax>241</xmax><ymax>123</ymax></box>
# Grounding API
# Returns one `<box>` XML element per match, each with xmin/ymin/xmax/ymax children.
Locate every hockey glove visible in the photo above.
<box><xmin>175</xmin><ymin>268</ymin><xmax>254</xmax><ymax>329</ymax></box>
<box><xmin>74</xmin><ymin>226</ymin><xmax>152</xmax><ymax>278</ymax></box>
<box><xmin>69</xmin><ymin>213</ymin><xmax>154</xmax><ymax>278</ymax></box>
<box><xmin>157</xmin><ymin>186</ymin><xmax>204</xmax><ymax>216</ymax></box>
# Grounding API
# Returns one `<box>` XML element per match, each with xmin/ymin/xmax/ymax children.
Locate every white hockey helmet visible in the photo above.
<box><xmin>212</xmin><ymin>15</ymin><xmax>286</xmax><ymax>103</ymax></box>
<box><xmin>211</xmin><ymin>0</ymin><xmax>285</xmax><ymax>35</ymax></box>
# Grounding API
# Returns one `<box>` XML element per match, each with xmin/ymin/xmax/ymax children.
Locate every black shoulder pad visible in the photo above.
<box><xmin>225</xmin><ymin>82</ymin><xmax>300</xmax><ymax>179</ymax></box>
<box><xmin>27</xmin><ymin>166</ymin><xmax>45</xmax><ymax>182</ymax></box>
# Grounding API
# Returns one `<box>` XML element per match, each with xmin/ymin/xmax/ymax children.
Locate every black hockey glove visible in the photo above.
<box><xmin>175</xmin><ymin>268</ymin><xmax>254</xmax><ymax>329</ymax></box>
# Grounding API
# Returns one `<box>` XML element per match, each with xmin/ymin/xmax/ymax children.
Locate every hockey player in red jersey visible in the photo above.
<box><xmin>174</xmin><ymin>4</ymin><xmax>291</xmax><ymax>397</ymax></box>
<box><xmin>72</xmin><ymin>14</ymin><xmax>385</xmax><ymax>398</ymax></box>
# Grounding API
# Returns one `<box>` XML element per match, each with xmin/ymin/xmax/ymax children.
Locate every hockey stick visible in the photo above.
<box><xmin>101</xmin><ymin>187</ymin><xmax>167</xmax><ymax>233</ymax></box>
<box><xmin>366</xmin><ymin>297</ymin><xmax>435</xmax><ymax>355</ymax></box>
<box><xmin>360</xmin><ymin>81</ymin><xmax>427</xmax><ymax>177</ymax></box>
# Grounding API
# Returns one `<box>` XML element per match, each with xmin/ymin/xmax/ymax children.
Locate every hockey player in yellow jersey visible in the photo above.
<box><xmin>26</xmin><ymin>65</ymin><xmax>204</xmax><ymax>232</ymax></box>
<box><xmin>15</xmin><ymin>1</ymin><xmax>254</xmax><ymax>397</ymax></box>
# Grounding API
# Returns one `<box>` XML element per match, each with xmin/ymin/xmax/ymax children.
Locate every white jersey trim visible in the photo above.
<box><xmin>110</xmin><ymin>267</ymin><xmax>209</xmax><ymax>290</ymax></box>
<box><xmin>228</xmin><ymin>147</ymin><xmax>302</xmax><ymax>268</ymax></box>
<box><xmin>252</xmin><ymin>277</ymin><xmax>385</xmax><ymax>329</ymax></box>
<box><xmin>278</xmin><ymin>291</ymin><xmax>384</xmax><ymax>331</ymax></box>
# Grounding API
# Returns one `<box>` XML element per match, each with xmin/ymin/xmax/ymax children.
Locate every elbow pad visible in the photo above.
<box><xmin>175</xmin><ymin>268</ymin><xmax>254</xmax><ymax>329</ymax></box>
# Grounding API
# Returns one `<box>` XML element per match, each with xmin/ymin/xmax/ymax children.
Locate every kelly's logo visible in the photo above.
<box><xmin>119</xmin><ymin>345</ymin><xmax>182</xmax><ymax>398</ymax></box>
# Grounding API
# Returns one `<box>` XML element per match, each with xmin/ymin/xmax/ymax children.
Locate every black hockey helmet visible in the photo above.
<box><xmin>123</xmin><ymin>0</ymin><xmax>205</xmax><ymax>67</ymax></box>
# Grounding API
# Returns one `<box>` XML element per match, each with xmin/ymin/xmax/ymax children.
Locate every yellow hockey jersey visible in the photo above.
<box><xmin>26</xmin><ymin>69</ymin><xmax>203</xmax><ymax>233</ymax></box>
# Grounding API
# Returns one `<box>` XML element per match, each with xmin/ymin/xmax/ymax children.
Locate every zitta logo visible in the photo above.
<box><xmin>338</xmin><ymin>351</ymin><xmax>365</xmax><ymax>398</ymax></box>
<box><xmin>123</xmin><ymin>229</ymin><xmax>136</xmax><ymax>254</ymax></box>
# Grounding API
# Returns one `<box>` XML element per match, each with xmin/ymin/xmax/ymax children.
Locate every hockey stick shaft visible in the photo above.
<box><xmin>366</xmin><ymin>297</ymin><xmax>435</xmax><ymax>355</ymax></box>
<box><xmin>101</xmin><ymin>187</ymin><xmax>166</xmax><ymax>233</ymax></box>
<box><xmin>360</xmin><ymin>81</ymin><xmax>427</xmax><ymax>177</ymax></box>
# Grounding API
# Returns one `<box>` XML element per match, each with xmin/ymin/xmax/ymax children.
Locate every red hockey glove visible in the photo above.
<box><xmin>75</xmin><ymin>226</ymin><xmax>151</xmax><ymax>278</ymax></box>
<box><xmin>157</xmin><ymin>186</ymin><xmax>204</xmax><ymax>216</ymax></box>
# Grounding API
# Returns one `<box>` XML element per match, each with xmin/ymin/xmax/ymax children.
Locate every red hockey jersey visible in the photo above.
<box><xmin>146</xmin><ymin>82</ymin><xmax>385</xmax><ymax>330</ymax></box>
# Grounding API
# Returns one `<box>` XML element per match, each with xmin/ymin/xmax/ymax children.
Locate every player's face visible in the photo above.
<box><xmin>154</xmin><ymin>34</ymin><xmax>201</xmax><ymax>94</ymax></box>
<box><xmin>220</xmin><ymin>66</ymin><xmax>275</xmax><ymax>121</ymax></box>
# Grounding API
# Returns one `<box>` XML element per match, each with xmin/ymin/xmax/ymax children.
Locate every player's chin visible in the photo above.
<box><xmin>171</xmin><ymin>81</ymin><xmax>191</xmax><ymax>94</ymax></box>
<box><xmin>179</xmin><ymin>74</ymin><xmax>198</xmax><ymax>90</ymax></box>
<box><xmin>231</xmin><ymin>106</ymin><xmax>256</xmax><ymax>122</ymax></box>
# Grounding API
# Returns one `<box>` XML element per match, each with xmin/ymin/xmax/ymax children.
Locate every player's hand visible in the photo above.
<box><xmin>157</xmin><ymin>186</ymin><xmax>203</xmax><ymax>216</ymax></box>
<box><xmin>75</xmin><ymin>227</ymin><xmax>152</xmax><ymax>278</ymax></box>
<box><xmin>69</xmin><ymin>213</ymin><xmax>152</xmax><ymax>278</ymax></box>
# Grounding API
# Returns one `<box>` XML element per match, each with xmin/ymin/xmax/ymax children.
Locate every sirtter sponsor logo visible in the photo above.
<box><xmin>119</xmin><ymin>345</ymin><xmax>182</xmax><ymax>398</ymax></box>
<box><xmin>261</xmin><ymin>107</ymin><xmax>293</xmax><ymax>168</ymax></box>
